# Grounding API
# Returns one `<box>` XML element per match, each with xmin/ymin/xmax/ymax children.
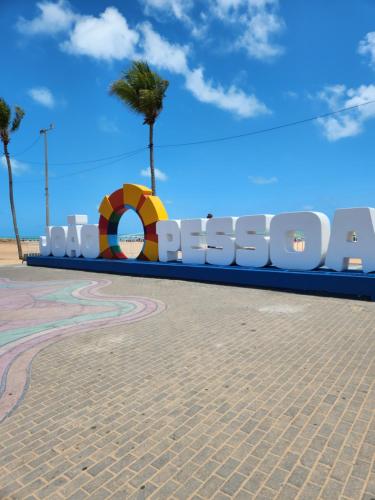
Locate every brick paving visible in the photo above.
<box><xmin>0</xmin><ymin>266</ymin><xmax>374</xmax><ymax>500</ymax></box>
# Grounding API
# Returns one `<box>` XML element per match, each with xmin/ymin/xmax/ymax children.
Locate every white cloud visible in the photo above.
<box><xmin>358</xmin><ymin>32</ymin><xmax>375</xmax><ymax>69</ymax></box>
<box><xmin>17</xmin><ymin>4</ymin><xmax>270</xmax><ymax>118</ymax></box>
<box><xmin>98</xmin><ymin>116</ymin><xmax>119</xmax><ymax>134</ymax></box>
<box><xmin>316</xmin><ymin>84</ymin><xmax>375</xmax><ymax>141</ymax></box>
<box><xmin>137</xmin><ymin>24</ymin><xmax>267</xmax><ymax>118</ymax></box>
<box><xmin>141</xmin><ymin>0</ymin><xmax>206</xmax><ymax>38</ymax></box>
<box><xmin>141</xmin><ymin>0</ymin><xmax>284</xmax><ymax>58</ymax></box>
<box><xmin>317</xmin><ymin>115</ymin><xmax>362</xmax><ymax>141</ymax></box>
<box><xmin>346</xmin><ymin>84</ymin><xmax>375</xmax><ymax>119</ymax></box>
<box><xmin>236</xmin><ymin>10</ymin><xmax>284</xmax><ymax>60</ymax></box>
<box><xmin>28</xmin><ymin>87</ymin><xmax>55</xmax><ymax>108</ymax></box>
<box><xmin>249</xmin><ymin>175</ymin><xmax>277</xmax><ymax>184</ymax></box>
<box><xmin>138</xmin><ymin>22</ymin><xmax>189</xmax><ymax>74</ymax></box>
<box><xmin>140</xmin><ymin>167</ymin><xmax>168</xmax><ymax>181</ymax></box>
<box><xmin>61</xmin><ymin>7</ymin><xmax>139</xmax><ymax>61</ymax></box>
<box><xmin>284</xmin><ymin>90</ymin><xmax>298</xmax><ymax>99</ymax></box>
<box><xmin>213</xmin><ymin>0</ymin><xmax>278</xmax><ymax>20</ymax></box>
<box><xmin>17</xmin><ymin>1</ymin><xmax>140</xmax><ymax>62</ymax></box>
<box><xmin>185</xmin><ymin>67</ymin><xmax>269</xmax><ymax>117</ymax></box>
<box><xmin>213</xmin><ymin>0</ymin><xmax>284</xmax><ymax>60</ymax></box>
<box><xmin>316</xmin><ymin>84</ymin><xmax>345</xmax><ymax>109</ymax></box>
<box><xmin>213</xmin><ymin>0</ymin><xmax>245</xmax><ymax>18</ymax></box>
<box><xmin>143</xmin><ymin>0</ymin><xmax>192</xmax><ymax>22</ymax></box>
<box><xmin>16</xmin><ymin>0</ymin><xmax>76</xmax><ymax>35</ymax></box>
<box><xmin>1</xmin><ymin>156</ymin><xmax>29</xmax><ymax>175</ymax></box>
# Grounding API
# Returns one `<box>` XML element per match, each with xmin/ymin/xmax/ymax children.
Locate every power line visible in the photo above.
<box><xmin>156</xmin><ymin>99</ymin><xmax>375</xmax><ymax>149</ymax></box>
<box><xmin>16</xmin><ymin>147</ymin><xmax>147</xmax><ymax>183</ymax></box>
<box><xmin>9</xmin><ymin>98</ymin><xmax>375</xmax><ymax>180</ymax></box>
<box><xmin>17</xmin><ymin>146</ymin><xmax>146</xmax><ymax>166</ymax></box>
<box><xmin>51</xmin><ymin>148</ymin><xmax>146</xmax><ymax>180</ymax></box>
<box><xmin>11</xmin><ymin>136</ymin><xmax>41</xmax><ymax>157</ymax></box>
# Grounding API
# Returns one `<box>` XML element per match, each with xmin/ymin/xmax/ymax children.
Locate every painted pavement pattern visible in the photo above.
<box><xmin>0</xmin><ymin>267</ymin><xmax>374</xmax><ymax>500</ymax></box>
<box><xmin>0</xmin><ymin>278</ymin><xmax>164</xmax><ymax>423</ymax></box>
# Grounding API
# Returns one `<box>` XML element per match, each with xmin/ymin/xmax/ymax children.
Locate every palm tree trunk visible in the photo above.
<box><xmin>149</xmin><ymin>122</ymin><xmax>156</xmax><ymax>195</ymax></box>
<box><xmin>3</xmin><ymin>143</ymin><xmax>23</xmax><ymax>260</ymax></box>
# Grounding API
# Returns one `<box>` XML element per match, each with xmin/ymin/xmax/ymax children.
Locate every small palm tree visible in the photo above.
<box><xmin>110</xmin><ymin>61</ymin><xmax>169</xmax><ymax>195</ymax></box>
<box><xmin>0</xmin><ymin>98</ymin><xmax>25</xmax><ymax>260</ymax></box>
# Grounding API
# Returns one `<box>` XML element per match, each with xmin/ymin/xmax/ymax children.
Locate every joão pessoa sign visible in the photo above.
<box><xmin>40</xmin><ymin>183</ymin><xmax>375</xmax><ymax>273</ymax></box>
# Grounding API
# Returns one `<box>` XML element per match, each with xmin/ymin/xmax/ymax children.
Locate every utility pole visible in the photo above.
<box><xmin>40</xmin><ymin>124</ymin><xmax>54</xmax><ymax>227</ymax></box>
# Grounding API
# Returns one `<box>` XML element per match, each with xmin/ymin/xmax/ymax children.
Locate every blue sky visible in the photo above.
<box><xmin>1</xmin><ymin>0</ymin><xmax>375</xmax><ymax>236</ymax></box>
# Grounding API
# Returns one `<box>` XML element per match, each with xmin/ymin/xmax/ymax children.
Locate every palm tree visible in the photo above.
<box><xmin>110</xmin><ymin>61</ymin><xmax>169</xmax><ymax>195</ymax></box>
<box><xmin>0</xmin><ymin>98</ymin><xmax>25</xmax><ymax>260</ymax></box>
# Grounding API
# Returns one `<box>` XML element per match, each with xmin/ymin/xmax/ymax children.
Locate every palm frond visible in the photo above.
<box><xmin>110</xmin><ymin>80</ymin><xmax>142</xmax><ymax>115</ymax></box>
<box><xmin>0</xmin><ymin>98</ymin><xmax>11</xmax><ymax>132</ymax></box>
<box><xmin>139</xmin><ymin>89</ymin><xmax>164</xmax><ymax>123</ymax></box>
<box><xmin>11</xmin><ymin>106</ymin><xmax>25</xmax><ymax>133</ymax></box>
<box><xmin>110</xmin><ymin>60</ymin><xmax>169</xmax><ymax>125</ymax></box>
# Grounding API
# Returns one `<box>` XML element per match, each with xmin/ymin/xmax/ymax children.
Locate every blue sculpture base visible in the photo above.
<box><xmin>26</xmin><ymin>256</ymin><xmax>375</xmax><ymax>301</ymax></box>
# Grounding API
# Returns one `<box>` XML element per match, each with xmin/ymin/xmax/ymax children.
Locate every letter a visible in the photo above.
<box><xmin>325</xmin><ymin>207</ymin><xmax>375</xmax><ymax>273</ymax></box>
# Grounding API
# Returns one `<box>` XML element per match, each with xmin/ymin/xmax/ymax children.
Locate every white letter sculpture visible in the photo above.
<box><xmin>66</xmin><ymin>215</ymin><xmax>88</xmax><ymax>258</ymax></box>
<box><xmin>235</xmin><ymin>215</ymin><xmax>273</xmax><ymax>267</ymax></box>
<box><xmin>51</xmin><ymin>226</ymin><xmax>68</xmax><ymax>257</ymax></box>
<box><xmin>181</xmin><ymin>219</ymin><xmax>207</xmax><ymax>264</ymax></box>
<box><xmin>39</xmin><ymin>227</ymin><xmax>51</xmax><ymax>256</ymax></box>
<box><xmin>156</xmin><ymin>220</ymin><xmax>181</xmax><ymax>262</ymax></box>
<box><xmin>325</xmin><ymin>207</ymin><xmax>375</xmax><ymax>273</ymax></box>
<box><xmin>270</xmin><ymin>211</ymin><xmax>330</xmax><ymax>271</ymax></box>
<box><xmin>40</xmin><ymin>215</ymin><xmax>99</xmax><ymax>258</ymax></box>
<box><xmin>206</xmin><ymin>217</ymin><xmax>237</xmax><ymax>266</ymax></box>
<box><xmin>81</xmin><ymin>224</ymin><xmax>100</xmax><ymax>259</ymax></box>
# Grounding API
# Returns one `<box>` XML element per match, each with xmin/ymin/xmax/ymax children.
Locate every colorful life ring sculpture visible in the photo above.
<box><xmin>98</xmin><ymin>183</ymin><xmax>168</xmax><ymax>260</ymax></box>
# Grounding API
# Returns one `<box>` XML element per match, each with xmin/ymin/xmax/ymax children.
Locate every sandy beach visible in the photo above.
<box><xmin>0</xmin><ymin>240</ymin><xmax>39</xmax><ymax>266</ymax></box>
<box><xmin>0</xmin><ymin>239</ymin><xmax>144</xmax><ymax>265</ymax></box>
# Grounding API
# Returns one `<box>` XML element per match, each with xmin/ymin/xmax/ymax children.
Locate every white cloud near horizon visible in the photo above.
<box><xmin>17</xmin><ymin>0</ymin><xmax>76</xmax><ymax>35</ymax></box>
<box><xmin>249</xmin><ymin>175</ymin><xmax>278</xmax><ymax>184</ymax></box>
<box><xmin>358</xmin><ymin>32</ymin><xmax>375</xmax><ymax>69</ymax></box>
<box><xmin>316</xmin><ymin>84</ymin><xmax>375</xmax><ymax>141</ymax></box>
<box><xmin>1</xmin><ymin>156</ymin><xmax>29</xmax><ymax>175</ymax></box>
<box><xmin>28</xmin><ymin>86</ymin><xmax>55</xmax><ymax>108</ymax></box>
<box><xmin>140</xmin><ymin>167</ymin><xmax>168</xmax><ymax>181</ymax></box>
<box><xmin>16</xmin><ymin>3</ymin><xmax>270</xmax><ymax>119</ymax></box>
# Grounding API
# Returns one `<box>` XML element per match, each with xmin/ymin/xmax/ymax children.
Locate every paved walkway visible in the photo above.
<box><xmin>0</xmin><ymin>266</ymin><xmax>374</xmax><ymax>500</ymax></box>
